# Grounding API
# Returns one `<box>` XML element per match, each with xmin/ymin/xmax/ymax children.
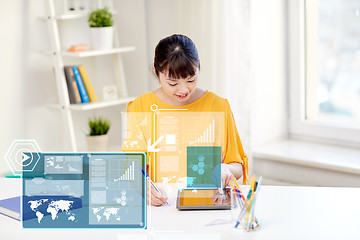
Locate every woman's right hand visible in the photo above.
<box><xmin>147</xmin><ymin>181</ymin><xmax>168</xmax><ymax>206</ymax></box>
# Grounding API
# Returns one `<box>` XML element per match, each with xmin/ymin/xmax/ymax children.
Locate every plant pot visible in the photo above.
<box><xmin>89</xmin><ymin>27</ymin><xmax>114</xmax><ymax>50</ymax></box>
<box><xmin>86</xmin><ymin>134</ymin><xmax>109</xmax><ymax>152</ymax></box>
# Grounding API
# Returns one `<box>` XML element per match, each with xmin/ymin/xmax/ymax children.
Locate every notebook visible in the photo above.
<box><xmin>0</xmin><ymin>196</ymin><xmax>20</xmax><ymax>221</ymax></box>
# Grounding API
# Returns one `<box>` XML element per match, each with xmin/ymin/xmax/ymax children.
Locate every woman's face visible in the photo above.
<box><xmin>158</xmin><ymin>70</ymin><xmax>199</xmax><ymax>104</ymax></box>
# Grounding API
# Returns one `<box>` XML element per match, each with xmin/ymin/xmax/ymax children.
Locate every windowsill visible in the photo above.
<box><xmin>252</xmin><ymin>139</ymin><xmax>360</xmax><ymax>176</ymax></box>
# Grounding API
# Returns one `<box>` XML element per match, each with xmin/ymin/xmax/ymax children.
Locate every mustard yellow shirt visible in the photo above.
<box><xmin>123</xmin><ymin>90</ymin><xmax>249</xmax><ymax>184</ymax></box>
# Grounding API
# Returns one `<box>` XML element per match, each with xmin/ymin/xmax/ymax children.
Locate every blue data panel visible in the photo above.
<box><xmin>22</xmin><ymin>152</ymin><xmax>146</xmax><ymax>229</ymax></box>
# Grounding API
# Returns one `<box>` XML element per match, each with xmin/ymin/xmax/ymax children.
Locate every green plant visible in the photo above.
<box><xmin>88</xmin><ymin>117</ymin><xmax>110</xmax><ymax>136</ymax></box>
<box><xmin>88</xmin><ymin>8</ymin><xmax>113</xmax><ymax>27</ymax></box>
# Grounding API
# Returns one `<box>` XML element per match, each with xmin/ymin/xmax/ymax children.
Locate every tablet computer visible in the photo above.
<box><xmin>176</xmin><ymin>188</ymin><xmax>231</xmax><ymax>210</ymax></box>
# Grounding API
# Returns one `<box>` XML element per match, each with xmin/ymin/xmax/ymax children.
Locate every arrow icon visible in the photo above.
<box><xmin>147</xmin><ymin>136</ymin><xmax>164</xmax><ymax>152</ymax></box>
<box><xmin>22</xmin><ymin>152</ymin><xmax>30</xmax><ymax>162</ymax></box>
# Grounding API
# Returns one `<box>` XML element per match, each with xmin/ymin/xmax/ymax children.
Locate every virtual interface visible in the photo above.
<box><xmin>123</xmin><ymin>111</ymin><xmax>224</xmax><ymax>188</ymax></box>
<box><xmin>22</xmin><ymin>153</ymin><xmax>146</xmax><ymax>229</ymax></box>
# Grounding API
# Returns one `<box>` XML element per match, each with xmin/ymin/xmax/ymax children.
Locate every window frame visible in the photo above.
<box><xmin>288</xmin><ymin>0</ymin><xmax>360</xmax><ymax>147</ymax></box>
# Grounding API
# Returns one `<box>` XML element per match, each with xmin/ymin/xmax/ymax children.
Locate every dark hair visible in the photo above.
<box><xmin>154</xmin><ymin>34</ymin><xmax>200</xmax><ymax>79</ymax></box>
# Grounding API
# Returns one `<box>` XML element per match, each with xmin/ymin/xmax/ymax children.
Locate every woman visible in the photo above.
<box><xmin>123</xmin><ymin>34</ymin><xmax>248</xmax><ymax>206</ymax></box>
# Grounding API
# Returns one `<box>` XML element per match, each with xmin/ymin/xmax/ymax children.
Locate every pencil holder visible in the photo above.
<box><xmin>231</xmin><ymin>188</ymin><xmax>260</xmax><ymax>231</ymax></box>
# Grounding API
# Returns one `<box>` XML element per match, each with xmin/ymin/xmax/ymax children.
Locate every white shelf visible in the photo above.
<box><xmin>49</xmin><ymin>97</ymin><xmax>135</xmax><ymax>111</ymax></box>
<box><xmin>39</xmin><ymin>11</ymin><xmax>117</xmax><ymax>21</ymax></box>
<box><xmin>38</xmin><ymin>12</ymin><xmax>87</xmax><ymax>20</ymax></box>
<box><xmin>42</xmin><ymin>47</ymin><xmax>135</xmax><ymax>57</ymax></box>
<box><xmin>61</xmin><ymin>47</ymin><xmax>135</xmax><ymax>57</ymax></box>
<box><xmin>57</xmin><ymin>12</ymin><xmax>89</xmax><ymax>20</ymax></box>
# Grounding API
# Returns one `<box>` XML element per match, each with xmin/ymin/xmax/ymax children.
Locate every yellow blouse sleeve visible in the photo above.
<box><xmin>223</xmin><ymin>100</ymin><xmax>249</xmax><ymax>184</ymax></box>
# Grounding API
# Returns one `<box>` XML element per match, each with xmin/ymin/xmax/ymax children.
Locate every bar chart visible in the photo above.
<box><xmin>188</xmin><ymin>119</ymin><xmax>216</xmax><ymax>145</ymax></box>
<box><xmin>109</xmin><ymin>159</ymin><xmax>139</xmax><ymax>190</ymax></box>
<box><xmin>114</xmin><ymin>161</ymin><xmax>135</xmax><ymax>181</ymax></box>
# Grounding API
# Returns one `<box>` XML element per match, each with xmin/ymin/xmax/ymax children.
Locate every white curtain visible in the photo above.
<box><xmin>218</xmin><ymin>0</ymin><xmax>251</xmax><ymax>155</ymax></box>
<box><xmin>202</xmin><ymin>0</ymin><xmax>251</xmax><ymax>157</ymax></box>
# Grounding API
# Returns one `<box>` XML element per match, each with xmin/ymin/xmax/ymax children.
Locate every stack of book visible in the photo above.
<box><xmin>67</xmin><ymin>44</ymin><xmax>89</xmax><ymax>52</ymax></box>
<box><xmin>64</xmin><ymin>65</ymin><xmax>98</xmax><ymax>104</ymax></box>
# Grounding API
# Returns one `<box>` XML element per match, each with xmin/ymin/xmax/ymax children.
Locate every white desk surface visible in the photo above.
<box><xmin>0</xmin><ymin>178</ymin><xmax>360</xmax><ymax>240</ymax></box>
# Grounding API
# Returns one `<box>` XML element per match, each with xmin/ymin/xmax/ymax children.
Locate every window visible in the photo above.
<box><xmin>289</xmin><ymin>0</ymin><xmax>360</xmax><ymax>146</ymax></box>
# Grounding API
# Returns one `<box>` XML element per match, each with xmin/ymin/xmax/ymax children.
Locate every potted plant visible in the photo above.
<box><xmin>86</xmin><ymin>117</ymin><xmax>110</xmax><ymax>151</ymax></box>
<box><xmin>88</xmin><ymin>7</ymin><xmax>114</xmax><ymax>50</ymax></box>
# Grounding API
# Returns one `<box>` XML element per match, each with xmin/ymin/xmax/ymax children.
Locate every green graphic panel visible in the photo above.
<box><xmin>187</xmin><ymin>146</ymin><xmax>221</xmax><ymax>188</ymax></box>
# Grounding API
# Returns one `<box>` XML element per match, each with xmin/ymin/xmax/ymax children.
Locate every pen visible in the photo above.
<box><xmin>142</xmin><ymin>169</ymin><xmax>168</xmax><ymax>204</ymax></box>
<box><xmin>232</xmin><ymin>177</ymin><xmax>245</xmax><ymax>201</ymax></box>
<box><xmin>244</xmin><ymin>188</ymin><xmax>254</xmax><ymax>228</ymax></box>
<box><xmin>255</xmin><ymin>176</ymin><xmax>262</xmax><ymax>193</ymax></box>
<box><xmin>229</xmin><ymin>182</ymin><xmax>236</xmax><ymax>191</ymax></box>
<box><xmin>229</xmin><ymin>182</ymin><xmax>241</xmax><ymax>206</ymax></box>
<box><xmin>142</xmin><ymin>169</ymin><xmax>162</xmax><ymax>196</ymax></box>
<box><xmin>249</xmin><ymin>177</ymin><xmax>262</xmax><ymax>228</ymax></box>
<box><xmin>232</xmin><ymin>176</ymin><xmax>241</xmax><ymax>189</ymax></box>
<box><xmin>229</xmin><ymin>182</ymin><xmax>242</xmax><ymax>204</ymax></box>
<box><xmin>236</xmin><ymin>189</ymin><xmax>244</xmax><ymax>207</ymax></box>
<box><xmin>250</xmin><ymin>175</ymin><xmax>256</xmax><ymax>192</ymax></box>
<box><xmin>244</xmin><ymin>174</ymin><xmax>256</xmax><ymax>228</ymax></box>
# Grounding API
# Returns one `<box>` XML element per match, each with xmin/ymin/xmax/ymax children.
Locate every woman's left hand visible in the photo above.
<box><xmin>219</xmin><ymin>164</ymin><xmax>234</xmax><ymax>193</ymax></box>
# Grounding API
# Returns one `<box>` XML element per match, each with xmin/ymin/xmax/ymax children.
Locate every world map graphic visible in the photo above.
<box><xmin>28</xmin><ymin>199</ymin><xmax>77</xmax><ymax>223</ymax></box>
<box><xmin>92</xmin><ymin>207</ymin><xmax>121</xmax><ymax>223</ymax></box>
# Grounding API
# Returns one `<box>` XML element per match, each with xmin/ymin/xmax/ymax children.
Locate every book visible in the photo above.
<box><xmin>0</xmin><ymin>196</ymin><xmax>20</xmax><ymax>220</ymax></box>
<box><xmin>67</xmin><ymin>44</ymin><xmax>89</xmax><ymax>52</ymax></box>
<box><xmin>64</xmin><ymin>66</ymin><xmax>82</xmax><ymax>104</ymax></box>
<box><xmin>72</xmin><ymin>66</ymin><xmax>90</xmax><ymax>103</ymax></box>
<box><xmin>0</xmin><ymin>196</ymin><xmax>37</xmax><ymax>221</ymax></box>
<box><xmin>78</xmin><ymin>65</ymin><xmax>98</xmax><ymax>102</ymax></box>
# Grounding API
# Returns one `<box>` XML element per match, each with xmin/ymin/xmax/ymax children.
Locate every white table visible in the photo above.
<box><xmin>1</xmin><ymin>178</ymin><xmax>360</xmax><ymax>240</ymax></box>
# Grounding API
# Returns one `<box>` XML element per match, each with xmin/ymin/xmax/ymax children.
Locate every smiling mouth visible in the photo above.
<box><xmin>175</xmin><ymin>93</ymin><xmax>189</xmax><ymax>99</ymax></box>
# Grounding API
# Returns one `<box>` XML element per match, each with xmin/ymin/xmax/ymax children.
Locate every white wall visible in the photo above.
<box><xmin>113</xmin><ymin>0</ymin><xmax>149</xmax><ymax>97</ymax></box>
<box><xmin>0</xmin><ymin>0</ymin><xmax>288</xmax><ymax>177</ymax></box>
<box><xmin>0</xmin><ymin>0</ymin><xmax>27</xmax><ymax>175</ymax></box>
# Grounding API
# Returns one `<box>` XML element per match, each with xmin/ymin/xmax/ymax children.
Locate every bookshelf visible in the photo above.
<box><xmin>43</xmin><ymin>0</ymin><xmax>135</xmax><ymax>151</ymax></box>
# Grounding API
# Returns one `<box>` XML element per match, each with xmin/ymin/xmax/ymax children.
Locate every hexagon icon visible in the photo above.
<box><xmin>198</xmin><ymin>162</ymin><xmax>205</xmax><ymax>168</ymax></box>
<box><xmin>198</xmin><ymin>155</ymin><xmax>205</xmax><ymax>162</ymax></box>
<box><xmin>192</xmin><ymin>164</ymin><xmax>199</xmax><ymax>172</ymax></box>
<box><xmin>198</xmin><ymin>169</ymin><xmax>205</xmax><ymax>175</ymax></box>
<box><xmin>5</xmin><ymin>139</ymin><xmax>41</xmax><ymax>176</ymax></box>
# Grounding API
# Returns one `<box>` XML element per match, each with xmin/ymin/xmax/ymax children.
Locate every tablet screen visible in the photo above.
<box><xmin>177</xmin><ymin>188</ymin><xmax>231</xmax><ymax>210</ymax></box>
